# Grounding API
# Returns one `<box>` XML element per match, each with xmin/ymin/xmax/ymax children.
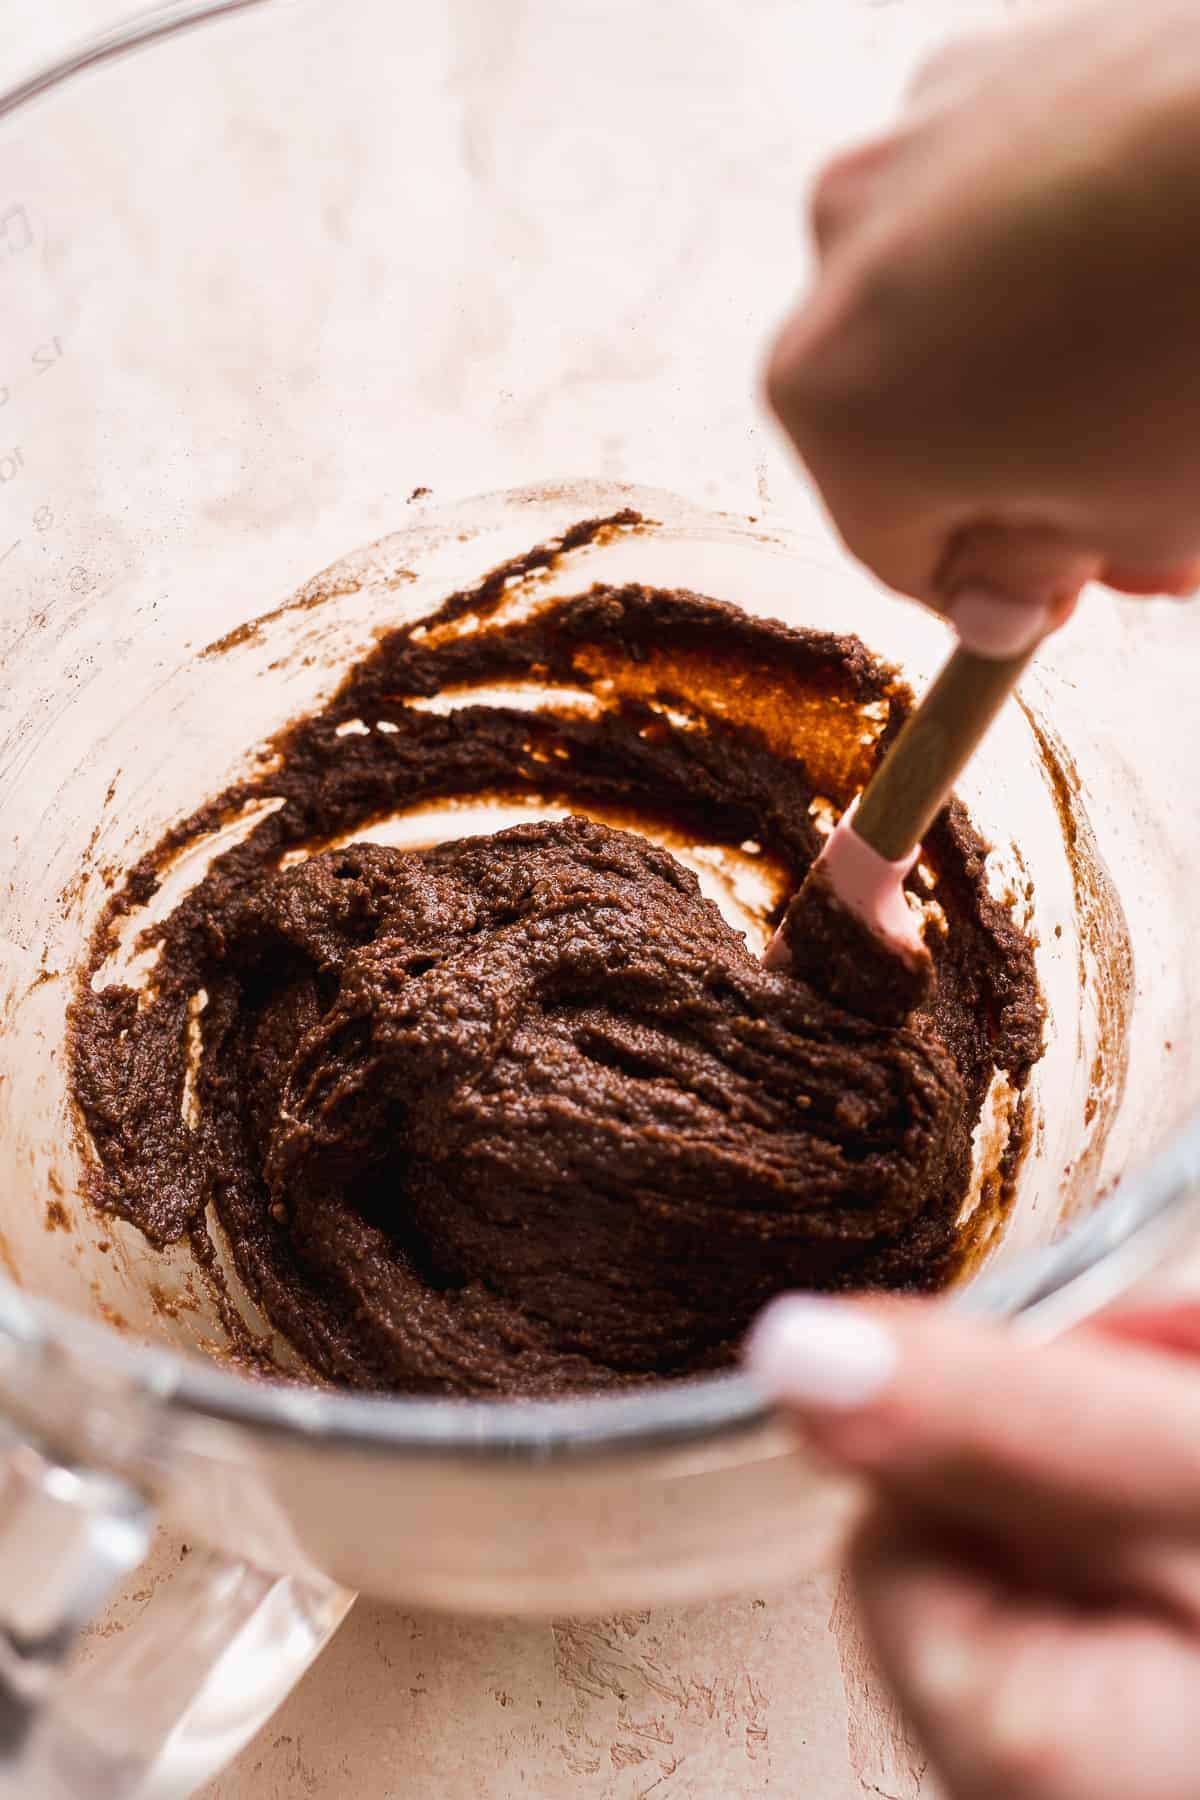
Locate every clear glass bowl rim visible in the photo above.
<box><xmin>3</xmin><ymin>0</ymin><xmax>1198</xmax><ymax>1461</ymax></box>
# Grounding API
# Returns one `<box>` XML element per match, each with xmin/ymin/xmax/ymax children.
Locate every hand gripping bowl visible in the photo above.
<box><xmin>2</xmin><ymin>1</ymin><xmax>1200</xmax><ymax>1792</ymax></box>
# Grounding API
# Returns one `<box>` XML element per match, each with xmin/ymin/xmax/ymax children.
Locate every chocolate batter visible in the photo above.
<box><xmin>70</xmin><ymin>514</ymin><xmax>1042</xmax><ymax>1396</ymax></box>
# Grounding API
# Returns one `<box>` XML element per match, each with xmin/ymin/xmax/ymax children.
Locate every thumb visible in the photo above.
<box><xmin>937</xmin><ymin>519</ymin><xmax>1088</xmax><ymax>655</ymax></box>
<box><xmin>746</xmin><ymin>1295</ymin><xmax>1200</xmax><ymax>1545</ymax></box>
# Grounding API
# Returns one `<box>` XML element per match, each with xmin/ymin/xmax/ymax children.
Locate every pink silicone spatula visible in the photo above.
<box><xmin>764</xmin><ymin>630</ymin><xmax>1037</xmax><ymax>1022</ymax></box>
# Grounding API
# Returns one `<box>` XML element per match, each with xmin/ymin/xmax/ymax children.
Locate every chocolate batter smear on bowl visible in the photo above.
<box><xmin>70</xmin><ymin>513</ymin><xmax>1042</xmax><ymax>1396</ymax></box>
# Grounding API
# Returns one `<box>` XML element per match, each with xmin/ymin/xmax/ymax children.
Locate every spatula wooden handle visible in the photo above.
<box><xmin>853</xmin><ymin>643</ymin><xmax>1033</xmax><ymax>863</ymax></box>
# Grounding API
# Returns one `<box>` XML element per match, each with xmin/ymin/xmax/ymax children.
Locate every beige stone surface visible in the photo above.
<box><xmin>199</xmin><ymin>1583</ymin><xmax>886</xmax><ymax>1800</ymax></box>
<box><xmin>73</xmin><ymin>1524</ymin><xmax>927</xmax><ymax>1800</ymax></box>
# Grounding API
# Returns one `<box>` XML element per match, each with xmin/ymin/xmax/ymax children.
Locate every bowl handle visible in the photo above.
<box><xmin>0</xmin><ymin>1428</ymin><xmax>352</xmax><ymax>1799</ymax></box>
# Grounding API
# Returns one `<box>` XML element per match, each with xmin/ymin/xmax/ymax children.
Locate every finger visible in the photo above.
<box><xmin>809</xmin><ymin>25</ymin><xmax>994</xmax><ymax>266</ymax></box>
<box><xmin>1095</xmin><ymin>1300</ymin><xmax>1200</xmax><ymax>1360</ymax></box>
<box><xmin>852</xmin><ymin>1508</ymin><xmax>1200</xmax><ymax>1800</ymax></box>
<box><xmin>937</xmin><ymin>522</ymin><xmax>1088</xmax><ymax>653</ymax></box>
<box><xmin>745</xmin><ymin>1296</ymin><xmax>1200</xmax><ymax>1545</ymax></box>
<box><xmin>813</xmin><ymin>126</ymin><xmax>935</xmax><ymax>262</ymax></box>
<box><xmin>937</xmin><ymin>520</ymin><xmax>1096</xmax><ymax>621</ymax></box>
<box><xmin>820</xmin><ymin>24</ymin><xmax>1008</xmax><ymax>273</ymax></box>
<box><xmin>1100</xmin><ymin>559</ymin><xmax>1200</xmax><ymax>598</ymax></box>
<box><xmin>764</xmin><ymin>292</ymin><xmax>954</xmax><ymax>601</ymax></box>
<box><xmin>809</xmin><ymin>135</ymin><xmax>908</xmax><ymax>259</ymax></box>
<box><xmin>765</xmin><ymin>307</ymin><xmax>1101</xmax><ymax>612</ymax></box>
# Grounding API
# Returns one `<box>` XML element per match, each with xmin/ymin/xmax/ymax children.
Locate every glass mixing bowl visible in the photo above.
<box><xmin>1</xmin><ymin>1</ymin><xmax>1199</xmax><ymax>1793</ymax></box>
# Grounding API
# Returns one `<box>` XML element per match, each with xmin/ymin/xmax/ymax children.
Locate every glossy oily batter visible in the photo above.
<box><xmin>70</xmin><ymin>515</ymin><xmax>1042</xmax><ymax>1395</ymax></box>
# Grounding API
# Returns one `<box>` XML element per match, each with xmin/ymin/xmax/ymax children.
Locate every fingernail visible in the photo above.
<box><xmin>746</xmin><ymin>1296</ymin><xmax>899</xmax><ymax>1410</ymax></box>
<box><xmin>947</xmin><ymin>585</ymin><xmax>1054</xmax><ymax>658</ymax></box>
